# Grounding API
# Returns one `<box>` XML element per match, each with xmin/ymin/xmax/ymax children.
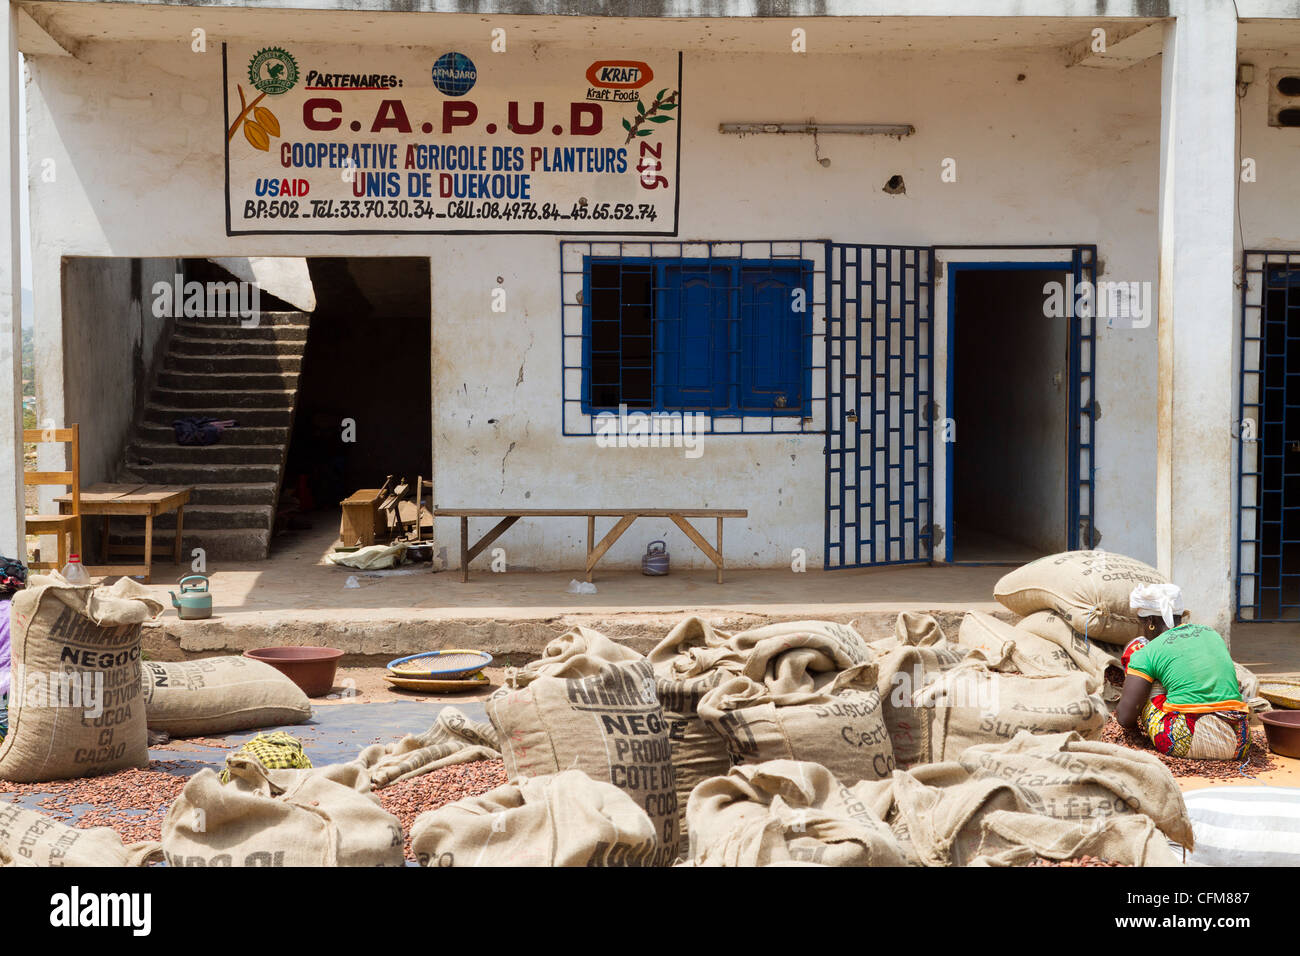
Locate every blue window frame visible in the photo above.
<box><xmin>581</xmin><ymin>256</ymin><xmax>812</xmax><ymax>416</ymax></box>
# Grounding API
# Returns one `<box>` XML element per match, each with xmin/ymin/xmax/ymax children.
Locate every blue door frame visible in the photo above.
<box><xmin>1236</xmin><ymin>251</ymin><xmax>1300</xmax><ymax>621</ymax></box>
<box><xmin>942</xmin><ymin>253</ymin><xmax>1097</xmax><ymax>563</ymax></box>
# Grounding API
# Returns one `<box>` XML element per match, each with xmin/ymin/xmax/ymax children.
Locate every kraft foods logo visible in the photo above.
<box><xmin>50</xmin><ymin>887</ymin><xmax>151</xmax><ymax>937</ymax></box>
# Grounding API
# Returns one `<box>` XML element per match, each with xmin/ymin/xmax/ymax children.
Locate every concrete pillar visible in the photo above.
<box><xmin>1155</xmin><ymin>2</ymin><xmax>1239</xmax><ymax>636</ymax></box>
<box><xmin>0</xmin><ymin>5</ymin><xmax>24</xmax><ymax>557</ymax></box>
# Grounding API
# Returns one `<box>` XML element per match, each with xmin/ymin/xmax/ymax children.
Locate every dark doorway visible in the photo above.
<box><xmin>949</xmin><ymin>266</ymin><xmax>1070</xmax><ymax>563</ymax></box>
<box><xmin>1251</xmin><ymin>267</ymin><xmax>1300</xmax><ymax>619</ymax></box>
<box><xmin>280</xmin><ymin>258</ymin><xmax>431</xmax><ymax>543</ymax></box>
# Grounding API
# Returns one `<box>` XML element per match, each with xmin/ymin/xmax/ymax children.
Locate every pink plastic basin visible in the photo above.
<box><xmin>244</xmin><ymin>646</ymin><xmax>343</xmax><ymax>698</ymax></box>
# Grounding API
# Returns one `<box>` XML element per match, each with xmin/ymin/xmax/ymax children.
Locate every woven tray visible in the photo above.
<box><xmin>384</xmin><ymin>672</ymin><xmax>489</xmax><ymax>693</ymax></box>
<box><xmin>1259</xmin><ymin>679</ymin><xmax>1300</xmax><ymax>710</ymax></box>
<box><xmin>386</xmin><ymin>649</ymin><xmax>493</xmax><ymax>679</ymax></box>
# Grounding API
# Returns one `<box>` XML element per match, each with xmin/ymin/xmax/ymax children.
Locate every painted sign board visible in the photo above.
<box><xmin>222</xmin><ymin>44</ymin><xmax>681</xmax><ymax>235</ymax></box>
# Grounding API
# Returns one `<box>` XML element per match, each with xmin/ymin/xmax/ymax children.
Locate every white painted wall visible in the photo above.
<box><xmin>23</xmin><ymin>27</ymin><xmax>1283</xmax><ymax>573</ymax></box>
<box><xmin>61</xmin><ymin>257</ymin><xmax>177</xmax><ymax>485</ymax></box>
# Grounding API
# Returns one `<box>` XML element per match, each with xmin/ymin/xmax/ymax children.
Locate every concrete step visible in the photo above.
<box><xmin>127</xmin><ymin>441</ymin><xmax>283</xmax><ymax>466</ymax></box>
<box><xmin>152</xmin><ymin>388</ymin><xmax>297</xmax><ymax>410</ymax></box>
<box><xmin>143</xmin><ymin>404</ymin><xmax>293</xmax><ymax>427</ymax></box>
<box><xmin>187</xmin><ymin>482</ymin><xmax>280</xmax><ymax>507</ymax></box>
<box><xmin>108</xmin><ymin>527</ymin><xmax>270</xmax><ymax>562</ymax></box>
<box><xmin>157</xmin><ymin>370</ymin><xmax>300</xmax><ymax>391</ymax></box>
<box><xmin>152</xmin><ymin>503</ymin><xmax>275</xmax><ymax>530</ymax></box>
<box><xmin>165</xmin><ymin>354</ymin><xmax>303</xmax><ymax>374</ymax></box>
<box><xmin>173</xmin><ymin>322</ymin><xmax>309</xmax><ymax>342</ymax></box>
<box><xmin>124</xmin><ymin>461</ymin><xmax>282</xmax><ymax>484</ymax></box>
<box><xmin>170</xmin><ymin>334</ymin><xmax>306</xmax><ymax>356</ymax></box>
<box><xmin>178</xmin><ymin>311</ymin><xmax>309</xmax><ymax>328</ymax></box>
<box><xmin>136</xmin><ymin>423</ymin><xmax>290</xmax><ymax>446</ymax></box>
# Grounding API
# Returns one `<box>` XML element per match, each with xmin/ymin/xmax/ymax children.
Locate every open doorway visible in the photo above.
<box><xmin>948</xmin><ymin>264</ymin><xmax>1070</xmax><ymax>563</ymax></box>
<box><xmin>279</xmin><ymin>257</ymin><xmax>431</xmax><ymax>549</ymax></box>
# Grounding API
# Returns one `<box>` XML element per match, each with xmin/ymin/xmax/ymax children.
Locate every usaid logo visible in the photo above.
<box><xmin>586</xmin><ymin>60</ymin><xmax>653</xmax><ymax>90</ymax></box>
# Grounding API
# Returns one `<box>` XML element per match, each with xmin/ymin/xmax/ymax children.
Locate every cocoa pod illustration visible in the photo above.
<box><xmin>243</xmin><ymin>120</ymin><xmax>271</xmax><ymax>151</ymax></box>
<box><xmin>253</xmin><ymin>106</ymin><xmax>280</xmax><ymax>137</ymax></box>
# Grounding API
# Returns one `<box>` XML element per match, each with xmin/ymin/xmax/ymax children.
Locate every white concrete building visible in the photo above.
<box><xmin>2</xmin><ymin>0</ymin><xmax>1299</xmax><ymax>637</ymax></box>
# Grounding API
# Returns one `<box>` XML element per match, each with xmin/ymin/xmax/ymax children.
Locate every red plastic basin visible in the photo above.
<box><xmin>244</xmin><ymin>646</ymin><xmax>343</xmax><ymax>698</ymax></box>
<box><xmin>1260</xmin><ymin>710</ymin><xmax>1300</xmax><ymax>759</ymax></box>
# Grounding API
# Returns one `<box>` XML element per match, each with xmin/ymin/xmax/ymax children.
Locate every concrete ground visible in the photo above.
<box><xmin>138</xmin><ymin>524</ymin><xmax>1014</xmax><ymax>661</ymax></box>
<box><xmin>136</xmin><ymin>525</ymin><xmax>1300</xmax><ymax>683</ymax></box>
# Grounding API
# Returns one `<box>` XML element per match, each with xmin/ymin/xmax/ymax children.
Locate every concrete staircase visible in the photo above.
<box><xmin>115</xmin><ymin>309</ymin><xmax>311</xmax><ymax>561</ymax></box>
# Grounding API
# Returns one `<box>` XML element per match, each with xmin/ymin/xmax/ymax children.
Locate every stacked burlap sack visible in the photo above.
<box><xmin>686</xmin><ymin>730</ymin><xmax>1192</xmax><ymax>867</ymax></box>
<box><xmin>648</xmin><ymin>617</ymin><xmax>904</xmax><ymax>854</ymax></box>
<box><xmin>481</xmin><ymin>626</ymin><xmax>679</xmax><ymax>865</ymax></box>
<box><xmin>864</xmin><ymin>611</ymin><xmax>971</xmax><ymax>767</ymax></box>
<box><xmin>990</xmin><ymin>549</ymin><xmax>1265</xmax><ymax>711</ymax></box>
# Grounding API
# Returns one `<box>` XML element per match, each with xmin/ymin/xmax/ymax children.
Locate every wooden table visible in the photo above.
<box><xmin>56</xmin><ymin>483</ymin><xmax>192</xmax><ymax>583</ymax></box>
<box><xmin>434</xmin><ymin>508</ymin><xmax>748</xmax><ymax>584</ymax></box>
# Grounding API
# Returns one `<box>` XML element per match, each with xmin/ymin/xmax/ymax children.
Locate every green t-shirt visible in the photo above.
<box><xmin>1126</xmin><ymin>624</ymin><xmax>1244</xmax><ymax>713</ymax></box>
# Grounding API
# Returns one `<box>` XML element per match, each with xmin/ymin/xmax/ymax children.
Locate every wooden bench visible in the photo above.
<box><xmin>434</xmin><ymin>509</ymin><xmax>748</xmax><ymax>583</ymax></box>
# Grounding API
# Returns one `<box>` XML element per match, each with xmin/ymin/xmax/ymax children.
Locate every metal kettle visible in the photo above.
<box><xmin>641</xmin><ymin>540</ymin><xmax>669</xmax><ymax>576</ymax></box>
<box><xmin>170</xmin><ymin>574</ymin><xmax>212</xmax><ymax>620</ymax></box>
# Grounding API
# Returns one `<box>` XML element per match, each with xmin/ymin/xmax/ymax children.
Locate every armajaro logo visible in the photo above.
<box><xmin>248</xmin><ymin>47</ymin><xmax>299</xmax><ymax>95</ymax></box>
<box><xmin>431</xmin><ymin>51</ymin><xmax>477</xmax><ymax>96</ymax></box>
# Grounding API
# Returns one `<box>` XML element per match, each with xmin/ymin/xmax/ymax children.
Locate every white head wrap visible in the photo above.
<box><xmin>1129</xmin><ymin>583</ymin><xmax>1185</xmax><ymax>630</ymax></box>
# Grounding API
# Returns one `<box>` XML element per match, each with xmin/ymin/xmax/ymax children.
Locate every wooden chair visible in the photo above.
<box><xmin>23</xmin><ymin>424</ymin><xmax>82</xmax><ymax>571</ymax></box>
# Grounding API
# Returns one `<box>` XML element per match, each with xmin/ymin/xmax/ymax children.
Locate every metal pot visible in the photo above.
<box><xmin>641</xmin><ymin>540</ymin><xmax>669</xmax><ymax>576</ymax></box>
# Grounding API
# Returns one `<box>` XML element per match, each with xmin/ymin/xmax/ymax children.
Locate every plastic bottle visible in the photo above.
<box><xmin>60</xmin><ymin>553</ymin><xmax>91</xmax><ymax>585</ymax></box>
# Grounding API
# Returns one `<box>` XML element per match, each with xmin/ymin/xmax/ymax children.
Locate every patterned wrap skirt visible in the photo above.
<box><xmin>1139</xmin><ymin>695</ymin><xmax>1251</xmax><ymax>761</ymax></box>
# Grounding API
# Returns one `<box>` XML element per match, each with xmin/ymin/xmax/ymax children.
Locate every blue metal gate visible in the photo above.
<box><xmin>1068</xmin><ymin>246</ymin><xmax>1099</xmax><ymax>551</ymax></box>
<box><xmin>825</xmin><ymin>244</ymin><xmax>934</xmax><ymax>568</ymax></box>
<box><xmin>825</xmin><ymin>243</ymin><xmax>1096</xmax><ymax>569</ymax></box>
<box><xmin>1237</xmin><ymin>251</ymin><xmax>1300</xmax><ymax>621</ymax></box>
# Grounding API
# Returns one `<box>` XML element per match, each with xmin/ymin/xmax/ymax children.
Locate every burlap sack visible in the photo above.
<box><xmin>731</xmin><ymin>620</ymin><xmax>873</xmax><ymax>680</ymax></box>
<box><xmin>349</xmin><ymin>706</ymin><xmax>500</xmax><ymax>789</ymax></box>
<box><xmin>411</xmin><ymin>770</ymin><xmax>659</xmax><ymax>867</ymax></box>
<box><xmin>142</xmin><ymin>656</ymin><xmax>311</xmax><ymax>736</ymax></box>
<box><xmin>959</xmin><ymin>610</ymin><xmax>1104</xmax><ymax>685</ymax></box>
<box><xmin>968</xmin><ymin>811</ymin><xmax>1183</xmax><ymax>867</ymax></box>
<box><xmin>0</xmin><ymin>803</ymin><xmax>161</xmax><ymax>867</ymax></box>
<box><xmin>1013</xmin><ymin>609</ymin><xmax>1125</xmax><ymax>697</ymax></box>
<box><xmin>0</xmin><ymin>576</ymin><xmax>161</xmax><ymax>783</ymax></box>
<box><xmin>161</xmin><ymin>759</ymin><xmax>403</xmax><ymax>866</ymax></box>
<box><xmin>994</xmin><ymin>550</ymin><xmax>1168</xmax><ymax>643</ymax></box>
<box><xmin>894</xmin><ymin>730</ymin><xmax>1191</xmax><ymax>866</ymax></box>
<box><xmin>501</xmin><ymin>624</ymin><xmax>643</xmax><ymax>691</ymax></box>
<box><xmin>647</xmin><ymin>617</ymin><xmax>733</xmax><ymax>859</ymax></box>
<box><xmin>698</xmin><ymin>663</ymin><xmax>895</xmax><ymax>785</ymax></box>
<box><xmin>879</xmin><ymin>610</ymin><xmax>956</xmax><ymax>651</ymax></box>
<box><xmin>953</xmin><ymin>611</ymin><xmax>1028</xmax><ymax>672</ymax></box>
<box><xmin>873</xmin><ymin>612</ymin><xmax>969</xmax><ymax>767</ymax></box>
<box><xmin>487</xmin><ymin>654</ymin><xmax>678</xmax><ymax>865</ymax></box>
<box><xmin>914</xmin><ymin>661</ymin><xmax>1106</xmax><ymax>762</ymax></box>
<box><xmin>686</xmin><ymin>759</ymin><xmax>911</xmax><ymax>867</ymax></box>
